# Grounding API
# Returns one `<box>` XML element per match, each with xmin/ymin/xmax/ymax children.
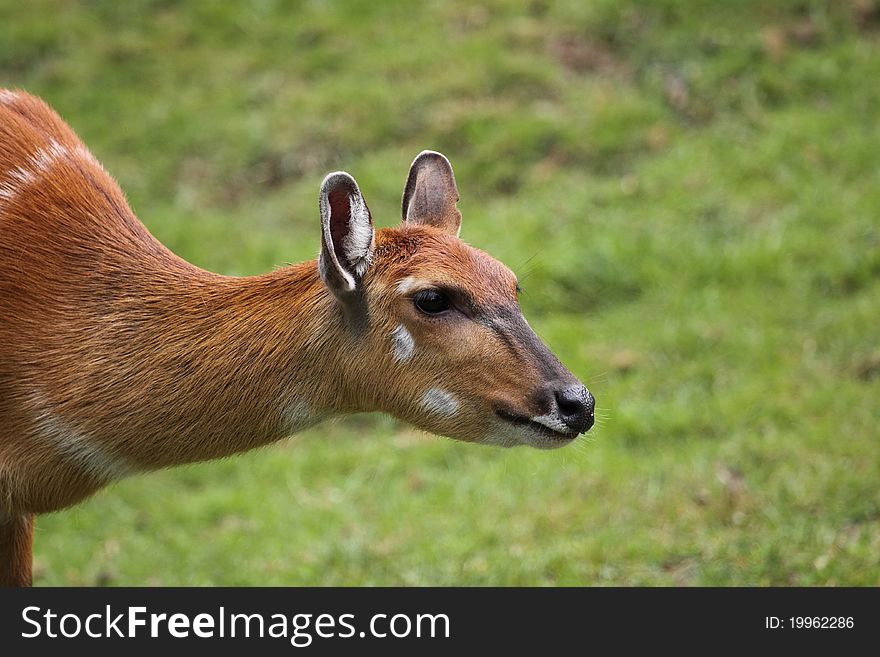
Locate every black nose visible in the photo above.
<box><xmin>554</xmin><ymin>384</ymin><xmax>595</xmax><ymax>434</ymax></box>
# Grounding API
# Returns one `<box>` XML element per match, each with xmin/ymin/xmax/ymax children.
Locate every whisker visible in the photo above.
<box><xmin>514</xmin><ymin>252</ymin><xmax>540</xmax><ymax>276</ymax></box>
<box><xmin>586</xmin><ymin>370</ymin><xmax>610</xmax><ymax>384</ymax></box>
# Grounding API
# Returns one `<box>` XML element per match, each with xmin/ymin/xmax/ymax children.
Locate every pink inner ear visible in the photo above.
<box><xmin>328</xmin><ymin>188</ymin><xmax>352</xmax><ymax>268</ymax></box>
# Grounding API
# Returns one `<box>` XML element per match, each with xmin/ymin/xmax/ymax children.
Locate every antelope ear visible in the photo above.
<box><xmin>401</xmin><ymin>150</ymin><xmax>462</xmax><ymax>236</ymax></box>
<box><xmin>318</xmin><ymin>171</ymin><xmax>375</xmax><ymax>301</ymax></box>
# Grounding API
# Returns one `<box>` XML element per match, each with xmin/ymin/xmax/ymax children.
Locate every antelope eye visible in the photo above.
<box><xmin>413</xmin><ymin>290</ymin><xmax>450</xmax><ymax>315</ymax></box>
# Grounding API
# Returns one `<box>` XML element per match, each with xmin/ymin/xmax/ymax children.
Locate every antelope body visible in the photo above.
<box><xmin>0</xmin><ymin>90</ymin><xmax>594</xmax><ymax>586</ymax></box>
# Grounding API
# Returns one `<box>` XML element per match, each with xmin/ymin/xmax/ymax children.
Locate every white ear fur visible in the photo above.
<box><xmin>318</xmin><ymin>171</ymin><xmax>375</xmax><ymax>296</ymax></box>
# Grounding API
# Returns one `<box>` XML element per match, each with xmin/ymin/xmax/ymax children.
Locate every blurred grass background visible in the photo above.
<box><xmin>2</xmin><ymin>0</ymin><xmax>879</xmax><ymax>585</ymax></box>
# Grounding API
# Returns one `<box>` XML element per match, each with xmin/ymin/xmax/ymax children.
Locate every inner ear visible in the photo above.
<box><xmin>328</xmin><ymin>185</ymin><xmax>356</xmax><ymax>271</ymax></box>
<box><xmin>401</xmin><ymin>150</ymin><xmax>462</xmax><ymax>236</ymax></box>
<box><xmin>319</xmin><ymin>171</ymin><xmax>374</xmax><ymax>300</ymax></box>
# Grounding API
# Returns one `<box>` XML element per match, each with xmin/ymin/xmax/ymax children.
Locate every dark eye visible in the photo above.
<box><xmin>413</xmin><ymin>290</ymin><xmax>450</xmax><ymax>315</ymax></box>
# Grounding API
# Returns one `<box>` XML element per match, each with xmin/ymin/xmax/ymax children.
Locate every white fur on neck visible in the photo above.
<box><xmin>29</xmin><ymin>391</ymin><xmax>133</xmax><ymax>483</ymax></box>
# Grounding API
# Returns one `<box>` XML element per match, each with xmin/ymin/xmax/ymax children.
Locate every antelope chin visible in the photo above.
<box><xmin>483</xmin><ymin>410</ymin><xmax>578</xmax><ymax>449</ymax></box>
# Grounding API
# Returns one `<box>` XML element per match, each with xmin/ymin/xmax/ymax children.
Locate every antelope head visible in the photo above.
<box><xmin>317</xmin><ymin>151</ymin><xmax>595</xmax><ymax>449</ymax></box>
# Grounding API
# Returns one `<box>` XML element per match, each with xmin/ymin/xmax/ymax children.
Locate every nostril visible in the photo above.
<box><xmin>555</xmin><ymin>387</ymin><xmax>583</xmax><ymax>417</ymax></box>
<box><xmin>553</xmin><ymin>384</ymin><xmax>595</xmax><ymax>434</ymax></box>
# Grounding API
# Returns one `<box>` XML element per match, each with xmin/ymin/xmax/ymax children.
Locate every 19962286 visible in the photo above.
<box><xmin>765</xmin><ymin>616</ymin><xmax>854</xmax><ymax>629</ymax></box>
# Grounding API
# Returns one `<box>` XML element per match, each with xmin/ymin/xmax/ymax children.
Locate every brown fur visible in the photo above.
<box><xmin>0</xmin><ymin>512</ymin><xmax>33</xmax><ymax>586</ymax></box>
<box><xmin>0</xmin><ymin>90</ymin><xmax>587</xmax><ymax>586</ymax></box>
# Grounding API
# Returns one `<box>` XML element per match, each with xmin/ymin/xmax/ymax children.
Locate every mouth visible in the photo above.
<box><xmin>495</xmin><ymin>409</ymin><xmax>577</xmax><ymax>443</ymax></box>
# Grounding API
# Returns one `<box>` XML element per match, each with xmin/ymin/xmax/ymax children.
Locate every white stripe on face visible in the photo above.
<box><xmin>280</xmin><ymin>399</ymin><xmax>320</xmax><ymax>436</ymax></box>
<box><xmin>391</xmin><ymin>324</ymin><xmax>415</xmax><ymax>362</ymax></box>
<box><xmin>420</xmin><ymin>387</ymin><xmax>459</xmax><ymax>418</ymax></box>
<box><xmin>396</xmin><ymin>277</ymin><xmax>432</xmax><ymax>296</ymax></box>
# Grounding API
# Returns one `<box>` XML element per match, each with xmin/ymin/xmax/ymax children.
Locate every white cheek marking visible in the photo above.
<box><xmin>529</xmin><ymin>413</ymin><xmax>570</xmax><ymax>434</ymax></box>
<box><xmin>391</xmin><ymin>324</ymin><xmax>415</xmax><ymax>362</ymax></box>
<box><xmin>421</xmin><ymin>387</ymin><xmax>459</xmax><ymax>418</ymax></box>
<box><xmin>29</xmin><ymin>393</ymin><xmax>133</xmax><ymax>483</ymax></box>
<box><xmin>280</xmin><ymin>399</ymin><xmax>325</xmax><ymax>436</ymax></box>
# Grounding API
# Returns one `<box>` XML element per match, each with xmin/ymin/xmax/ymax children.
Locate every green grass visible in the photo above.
<box><xmin>2</xmin><ymin>0</ymin><xmax>879</xmax><ymax>585</ymax></box>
